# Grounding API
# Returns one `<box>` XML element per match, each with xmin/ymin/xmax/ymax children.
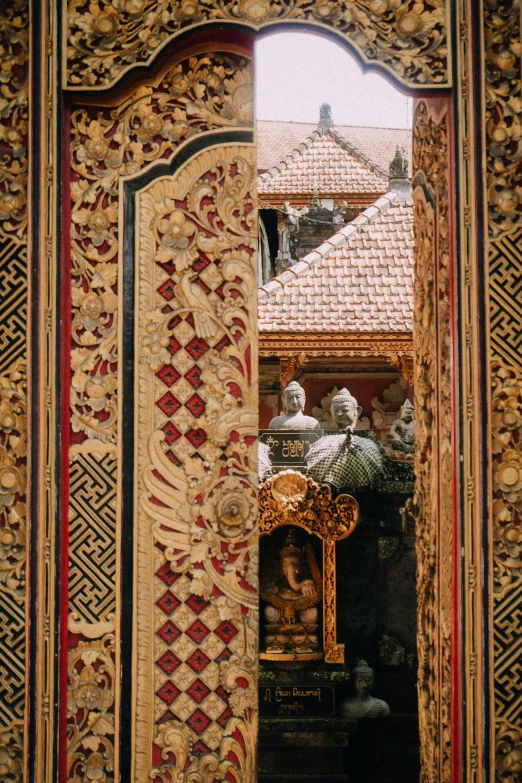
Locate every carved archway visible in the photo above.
<box><xmin>4</xmin><ymin>2</ymin><xmax>520</xmax><ymax>782</ymax></box>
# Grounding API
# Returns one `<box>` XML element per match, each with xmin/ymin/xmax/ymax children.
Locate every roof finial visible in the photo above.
<box><xmin>388</xmin><ymin>146</ymin><xmax>411</xmax><ymax>202</ymax></box>
<box><xmin>389</xmin><ymin>147</ymin><xmax>408</xmax><ymax>179</ymax></box>
<box><xmin>319</xmin><ymin>103</ymin><xmax>333</xmax><ymax>130</ymax></box>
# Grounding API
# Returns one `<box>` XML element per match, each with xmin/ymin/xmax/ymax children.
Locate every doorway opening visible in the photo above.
<box><xmin>255</xmin><ymin>31</ymin><xmax>420</xmax><ymax>783</ymax></box>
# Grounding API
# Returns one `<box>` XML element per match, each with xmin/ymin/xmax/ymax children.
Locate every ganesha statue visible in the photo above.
<box><xmin>260</xmin><ymin>527</ymin><xmax>321</xmax><ymax>652</ymax></box>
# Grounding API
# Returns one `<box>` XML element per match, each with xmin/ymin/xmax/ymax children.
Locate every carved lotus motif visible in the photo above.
<box><xmin>271</xmin><ymin>470</ymin><xmax>308</xmax><ymax>507</ymax></box>
<box><xmin>494</xmin><ymin>448</ymin><xmax>522</xmax><ymax>502</ymax></box>
<box><xmin>236</xmin><ymin>0</ymin><xmax>272</xmax><ymax>22</ymax></box>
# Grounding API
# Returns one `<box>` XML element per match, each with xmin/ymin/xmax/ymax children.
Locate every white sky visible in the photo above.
<box><xmin>255</xmin><ymin>32</ymin><xmax>412</xmax><ymax>129</ymax></box>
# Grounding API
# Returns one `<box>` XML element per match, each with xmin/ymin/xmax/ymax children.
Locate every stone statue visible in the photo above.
<box><xmin>261</xmin><ymin>528</ymin><xmax>321</xmax><ymax>651</ymax></box>
<box><xmin>390</xmin><ymin>399</ymin><xmax>416</xmax><ymax>461</ymax></box>
<box><xmin>305</xmin><ymin>389</ymin><xmax>384</xmax><ymax>490</ymax></box>
<box><xmin>269</xmin><ymin>381</ymin><xmax>321</xmax><ymax>431</ymax></box>
<box><xmin>341</xmin><ymin>660</ymin><xmax>390</xmax><ymax>719</ymax></box>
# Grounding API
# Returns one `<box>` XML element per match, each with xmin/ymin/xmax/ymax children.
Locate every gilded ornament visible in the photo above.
<box><xmin>412</xmin><ymin>102</ymin><xmax>452</xmax><ymax>783</ymax></box>
<box><xmin>484</xmin><ymin>1</ymin><xmax>522</xmax><ymax>235</ymax></box>
<box><xmin>69</xmin><ymin>53</ymin><xmax>252</xmax><ymax>443</ymax></box>
<box><xmin>65</xmin><ymin>0</ymin><xmax>448</xmax><ymax>89</ymax></box>
<box><xmin>491</xmin><ymin>360</ymin><xmax>522</xmax><ymax>594</ymax></box>
<box><xmin>0</xmin><ymin>1</ymin><xmax>28</xmax><ymax>242</ymax></box>
<box><xmin>134</xmin><ymin>144</ymin><xmax>258</xmax><ymax>781</ymax></box>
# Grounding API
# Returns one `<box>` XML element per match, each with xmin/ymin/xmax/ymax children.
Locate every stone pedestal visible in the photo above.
<box><xmin>258</xmin><ymin>717</ymin><xmax>357</xmax><ymax>783</ymax></box>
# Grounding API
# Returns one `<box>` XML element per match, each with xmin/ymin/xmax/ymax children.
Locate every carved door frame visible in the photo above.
<box><xmin>1</xmin><ymin>1</ymin><xmax>519</xmax><ymax>781</ymax></box>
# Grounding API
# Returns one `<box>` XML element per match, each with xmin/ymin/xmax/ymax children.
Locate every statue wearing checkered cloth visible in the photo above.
<box><xmin>305</xmin><ymin>388</ymin><xmax>384</xmax><ymax>490</ymax></box>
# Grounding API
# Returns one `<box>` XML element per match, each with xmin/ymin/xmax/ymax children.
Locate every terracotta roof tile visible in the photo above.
<box><xmin>257</xmin><ymin>119</ymin><xmax>411</xmax><ymax>174</ymax></box>
<box><xmin>257</xmin><ymin>130</ymin><xmax>387</xmax><ymax>196</ymax></box>
<box><xmin>258</xmin><ymin>193</ymin><xmax>413</xmax><ymax>334</ymax></box>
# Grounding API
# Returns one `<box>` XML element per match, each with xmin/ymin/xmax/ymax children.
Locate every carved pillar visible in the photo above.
<box><xmin>412</xmin><ymin>100</ymin><xmax>453</xmax><ymax>783</ymax></box>
<box><xmin>0</xmin><ymin>2</ymin><xmax>29</xmax><ymax>777</ymax></box>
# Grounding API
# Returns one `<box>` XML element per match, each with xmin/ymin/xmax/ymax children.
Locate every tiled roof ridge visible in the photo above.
<box><xmin>257</xmin><ymin>126</ymin><xmax>388</xmax><ymax>185</ymax></box>
<box><xmin>258</xmin><ymin>191</ymin><xmax>402</xmax><ymax>302</ymax></box>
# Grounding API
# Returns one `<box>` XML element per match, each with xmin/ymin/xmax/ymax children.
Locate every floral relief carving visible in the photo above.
<box><xmin>412</xmin><ymin>102</ymin><xmax>452</xmax><ymax>783</ymax></box>
<box><xmin>0</xmin><ymin>724</ymin><xmax>23</xmax><ymax>781</ymax></box>
<box><xmin>484</xmin><ymin>0</ymin><xmax>522</xmax><ymax>236</ymax></box>
<box><xmin>69</xmin><ymin>53</ymin><xmax>252</xmax><ymax>444</ymax></box>
<box><xmin>65</xmin><ymin>0</ymin><xmax>448</xmax><ymax>89</ymax></box>
<box><xmin>135</xmin><ymin>145</ymin><xmax>258</xmax><ymax>781</ymax></box>
<box><xmin>66</xmin><ymin>635</ymin><xmax>116</xmax><ymax>783</ymax></box>
<box><xmin>491</xmin><ymin>360</ymin><xmax>522</xmax><ymax>595</ymax></box>
<box><xmin>0</xmin><ymin>360</ymin><xmax>27</xmax><ymax>599</ymax></box>
<box><xmin>0</xmin><ymin>0</ymin><xmax>28</xmax><ymax>243</ymax></box>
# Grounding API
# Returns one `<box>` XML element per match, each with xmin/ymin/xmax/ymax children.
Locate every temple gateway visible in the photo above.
<box><xmin>1</xmin><ymin>7</ymin><xmax>520</xmax><ymax>783</ymax></box>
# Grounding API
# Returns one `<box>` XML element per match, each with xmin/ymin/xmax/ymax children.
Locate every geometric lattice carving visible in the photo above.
<box><xmin>0</xmin><ymin>4</ymin><xmax>29</xmax><ymax>776</ymax></box>
<box><xmin>0</xmin><ymin>239</ymin><xmax>28</xmax><ymax>376</ymax></box>
<box><xmin>494</xmin><ymin>594</ymin><xmax>522</xmax><ymax>725</ymax></box>
<box><xmin>489</xmin><ymin>230</ymin><xmax>522</xmax><ymax>369</ymax></box>
<box><xmin>68</xmin><ymin>452</ymin><xmax>117</xmax><ymax>629</ymax></box>
<box><xmin>0</xmin><ymin>593</ymin><xmax>26</xmax><ymax>725</ymax></box>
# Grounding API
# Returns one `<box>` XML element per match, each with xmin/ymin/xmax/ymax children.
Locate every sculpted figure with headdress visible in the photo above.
<box><xmin>390</xmin><ymin>399</ymin><xmax>416</xmax><ymax>460</ymax></box>
<box><xmin>261</xmin><ymin>528</ymin><xmax>321</xmax><ymax>651</ymax></box>
<box><xmin>305</xmin><ymin>388</ymin><xmax>384</xmax><ymax>490</ymax></box>
<box><xmin>341</xmin><ymin>660</ymin><xmax>390</xmax><ymax>719</ymax></box>
<box><xmin>269</xmin><ymin>381</ymin><xmax>321</xmax><ymax>431</ymax></box>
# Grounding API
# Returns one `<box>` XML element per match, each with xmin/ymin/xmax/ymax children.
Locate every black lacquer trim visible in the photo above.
<box><xmin>119</xmin><ymin>129</ymin><xmax>253</xmax><ymax>781</ymax></box>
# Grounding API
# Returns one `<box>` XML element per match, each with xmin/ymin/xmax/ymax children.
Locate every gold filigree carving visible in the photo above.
<box><xmin>69</xmin><ymin>53</ymin><xmax>253</xmax><ymax>444</ymax></box>
<box><xmin>496</xmin><ymin>722</ymin><xmax>522</xmax><ymax>783</ymax></box>
<box><xmin>484</xmin><ymin>1</ymin><xmax>522</xmax><ymax>237</ymax></box>
<box><xmin>259</xmin><ymin>470</ymin><xmax>358</xmax><ymax>542</ymax></box>
<box><xmin>67</xmin><ymin>52</ymin><xmax>254</xmax><ymax>783</ymax></box>
<box><xmin>260</xmin><ymin>331</ymin><xmax>413</xmax><ymax>357</ymax></box>
<box><xmin>65</xmin><ymin>1</ymin><xmax>449</xmax><ymax>90</ymax></box>
<box><xmin>66</xmin><ymin>635</ymin><xmax>116</xmax><ymax>783</ymax></box>
<box><xmin>279</xmin><ymin>353</ymin><xmax>308</xmax><ymax>390</ymax></box>
<box><xmin>0</xmin><ymin>724</ymin><xmax>23</xmax><ymax>781</ymax></box>
<box><xmin>491</xmin><ymin>359</ymin><xmax>522</xmax><ymax>779</ymax></box>
<box><xmin>135</xmin><ymin>144</ymin><xmax>258</xmax><ymax>781</ymax></box>
<box><xmin>389</xmin><ymin>352</ymin><xmax>414</xmax><ymax>386</ymax></box>
<box><xmin>0</xmin><ymin>1</ymin><xmax>28</xmax><ymax>243</ymax></box>
<box><xmin>412</xmin><ymin>101</ymin><xmax>452</xmax><ymax>783</ymax></box>
<box><xmin>259</xmin><ymin>469</ymin><xmax>359</xmax><ymax>664</ymax></box>
<box><xmin>491</xmin><ymin>360</ymin><xmax>522</xmax><ymax>595</ymax></box>
<box><xmin>0</xmin><ymin>357</ymin><xmax>27</xmax><ymax>780</ymax></box>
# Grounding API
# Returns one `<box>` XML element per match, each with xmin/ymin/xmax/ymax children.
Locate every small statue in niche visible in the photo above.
<box><xmin>341</xmin><ymin>660</ymin><xmax>390</xmax><ymax>719</ymax></box>
<box><xmin>390</xmin><ymin>399</ymin><xmax>416</xmax><ymax>461</ymax></box>
<box><xmin>305</xmin><ymin>388</ymin><xmax>384</xmax><ymax>490</ymax></box>
<box><xmin>269</xmin><ymin>381</ymin><xmax>321</xmax><ymax>431</ymax></box>
<box><xmin>261</xmin><ymin>528</ymin><xmax>321</xmax><ymax>651</ymax></box>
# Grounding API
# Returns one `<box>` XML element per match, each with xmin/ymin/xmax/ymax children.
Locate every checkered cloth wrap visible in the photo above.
<box><xmin>258</xmin><ymin>442</ymin><xmax>272</xmax><ymax>484</ymax></box>
<box><xmin>305</xmin><ymin>433</ymin><xmax>384</xmax><ymax>490</ymax></box>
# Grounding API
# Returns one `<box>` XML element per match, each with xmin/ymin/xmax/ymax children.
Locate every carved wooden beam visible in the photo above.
<box><xmin>279</xmin><ymin>353</ymin><xmax>308</xmax><ymax>389</ymax></box>
<box><xmin>389</xmin><ymin>353</ymin><xmax>415</xmax><ymax>387</ymax></box>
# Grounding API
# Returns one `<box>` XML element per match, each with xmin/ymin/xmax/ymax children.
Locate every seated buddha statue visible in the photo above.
<box><xmin>261</xmin><ymin>528</ymin><xmax>321</xmax><ymax>651</ymax></box>
<box><xmin>305</xmin><ymin>388</ymin><xmax>384</xmax><ymax>490</ymax></box>
<box><xmin>341</xmin><ymin>659</ymin><xmax>390</xmax><ymax>719</ymax></box>
<box><xmin>390</xmin><ymin>399</ymin><xmax>416</xmax><ymax>460</ymax></box>
<box><xmin>269</xmin><ymin>381</ymin><xmax>321</xmax><ymax>431</ymax></box>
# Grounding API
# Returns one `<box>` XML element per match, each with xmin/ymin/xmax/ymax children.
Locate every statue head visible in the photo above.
<box><xmin>331</xmin><ymin>388</ymin><xmax>362</xmax><ymax>430</ymax></box>
<box><xmin>279</xmin><ymin>529</ymin><xmax>304</xmax><ymax>579</ymax></box>
<box><xmin>400</xmin><ymin>399</ymin><xmax>415</xmax><ymax>423</ymax></box>
<box><xmin>283</xmin><ymin>381</ymin><xmax>306</xmax><ymax>415</ymax></box>
<box><xmin>352</xmin><ymin>659</ymin><xmax>374</xmax><ymax>698</ymax></box>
